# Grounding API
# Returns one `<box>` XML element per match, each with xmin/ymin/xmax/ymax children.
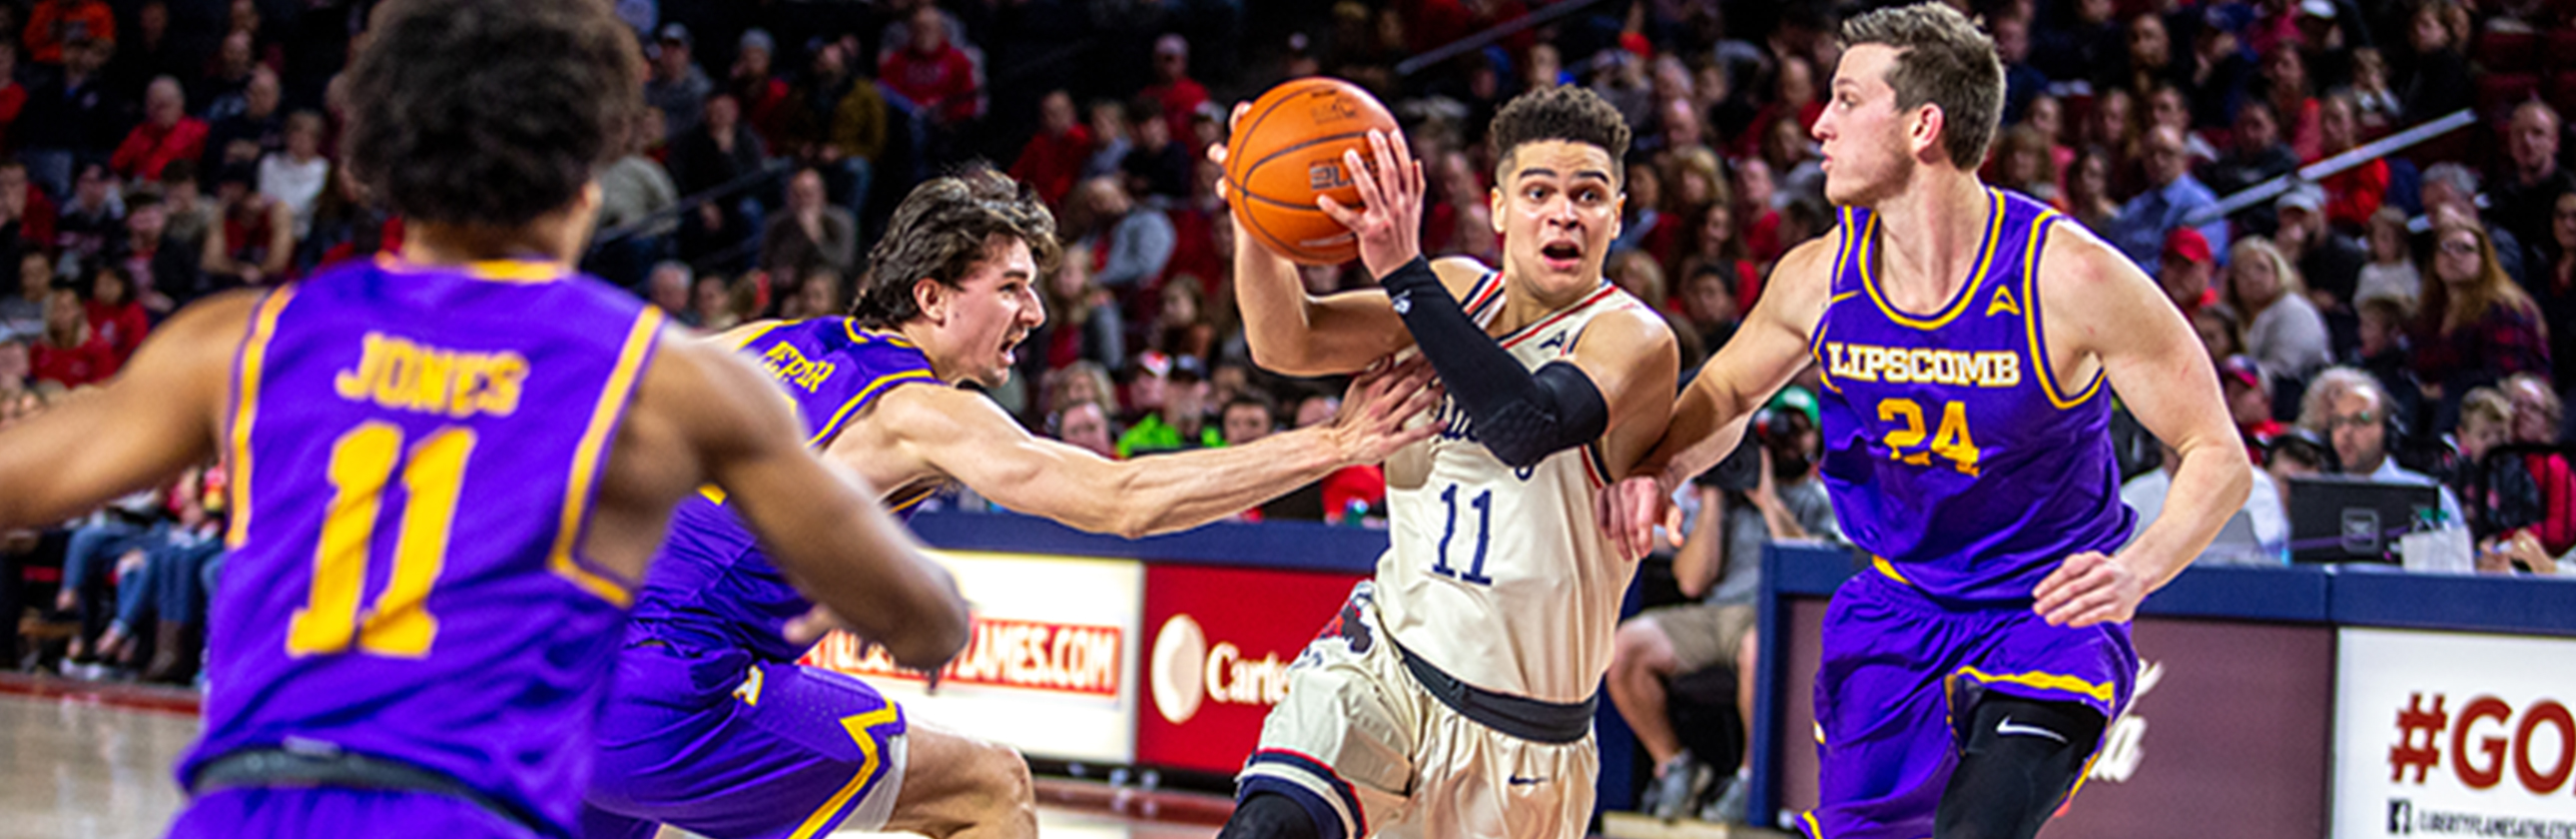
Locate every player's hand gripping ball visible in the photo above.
<box><xmin>1220</xmin><ymin>77</ymin><xmax>1401</xmax><ymax>265</ymax></box>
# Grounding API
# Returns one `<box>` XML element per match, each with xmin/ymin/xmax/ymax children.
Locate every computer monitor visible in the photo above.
<box><xmin>2285</xmin><ymin>475</ymin><xmax>2442</xmax><ymax>564</ymax></box>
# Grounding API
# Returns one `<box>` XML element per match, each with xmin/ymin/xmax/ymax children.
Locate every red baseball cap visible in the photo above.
<box><xmin>2164</xmin><ymin>228</ymin><xmax>2213</xmax><ymax>266</ymax></box>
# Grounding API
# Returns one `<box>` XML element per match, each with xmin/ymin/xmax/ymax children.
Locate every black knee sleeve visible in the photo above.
<box><xmin>1935</xmin><ymin>695</ymin><xmax>2107</xmax><ymax>839</ymax></box>
<box><xmin>1219</xmin><ymin>791</ymin><xmax>1324</xmax><ymax>839</ymax></box>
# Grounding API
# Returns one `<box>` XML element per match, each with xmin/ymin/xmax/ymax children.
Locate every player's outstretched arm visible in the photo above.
<box><xmin>0</xmin><ymin>292</ymin><xmax>251</xmax><ymax>528</ymax></box>
<box><xmin>2029</xmin><ymin>225</ymin><xmax>2252</xmax><ymax>627</ymax></box>
<box><xmin>866</xmin><ymin>357</ymin><xmax>1441</xmax><ymax>539</ymax></box>
<box><xmin>1602</xmin><ymin>235</ymin><xmax>1838</xmax><ymax>558</ymax></box>
<box><xmin>652</xmin><ymin>338</ymin><xmax>970</xmax><ymax>669</ymax></box>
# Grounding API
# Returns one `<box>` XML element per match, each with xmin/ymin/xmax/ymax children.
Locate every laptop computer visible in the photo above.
<box><xmin>2286</xmin><ymin>475</ymin><xmax>2442</xmax><ymax>564</ymax></box>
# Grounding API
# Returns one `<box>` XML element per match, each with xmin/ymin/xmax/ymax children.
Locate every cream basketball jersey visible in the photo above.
<box><xmin>1376</xmin><ymin>274</ymin><xmax>1645</xmax><ymax>704</ymax></box>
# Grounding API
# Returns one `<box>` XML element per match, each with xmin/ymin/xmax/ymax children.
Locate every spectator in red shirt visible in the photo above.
<box><xmin>1009</xmin><ymin>90</ymin><xmax>1093</xmax><ymax>208</ymax></box>
<box><xmin>0</xmin><ymin>160</ymin><xmax>53</xmax><ymax>262</ymax></box>
<box><xmin>29</xmin><ymin>285</ymin><xmax>115</xmax><ymax>388</ymax></box>
<box><xmin>2259</xmin><ymin>46</ymin><xmax>2320</xmax><ymax>162</ymax></box>
<box><xmin>880</xmin><ymin>4</ymin><xmax>980</xmax><ymax>126</ymax></box>
<box><xmin>1734</xmin><ymin>55</ymin><xmax>1820</xmax><ymax>160</ymax></box>
<box><xmin>1611</xmin><ymin>162</ymin><xmax>1679</xmax><ymax>268</ymax></box>
<box><xmin>1733</xmin><ymin>157</ymin><xmax>1784</xmax><ymax>264</ymax></box>
<box><xmin>730</xmin><ymin>29</ymin><xmax>792</xmax><ymax>153</ymax></box>
<box><xmin>0</xmin><ymin>43</ymin><xmax>27</xmax><ymax>154</ymax></box>
<box><xmin>201</xmin><ymin>165</ymin><xmax>292</xmax><ymax>287</ymax></box>
<box><xmin>1141</xmin><ymin>35</ymin><xmax>1207</xmax><ymax>149</ymax></box>
<box><xmin>111</xmin><ymin>77</ymin><xmax>208</xmax><ymax>183</ymax></box>
<box><xmin>81</xmin><ymin>263</ymin><xmax>143</xmax><ymax>366</ymax></box>
<box><xmin>2309</xmin><ymin>92</ymin><xmax>2383</xmax><ymax>234</ymax></box>
<box><xmin>1158</xmin><ymin>157</ymin><xmax>1232</xmax><ymax>297</ymax></box>
<box><xmin>1422</xmin><ymin>149</ymin><xmax>1498</xmax><ymax>263</ymax></box>
<box><xmin>23</xmin><ymin>0</ymin><xmax>112</xmax><ymax>67</ymax></box>
<box><xmin>1673</xmin><ymin>199</ymin><xmax>1759</xmax><ymax>319</ymax></box>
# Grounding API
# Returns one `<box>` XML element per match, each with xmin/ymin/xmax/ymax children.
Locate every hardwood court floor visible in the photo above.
<box><xmin>0</xmin><ymin>675</ymin><xmax>1220</xmax><ymax>839</ymax></box>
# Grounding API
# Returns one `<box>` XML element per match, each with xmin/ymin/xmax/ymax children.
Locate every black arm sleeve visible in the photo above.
<box><xmin>1378</xmin><ymin>257</ymin><xmax>1610</xmax><ymax>468</ymax></box>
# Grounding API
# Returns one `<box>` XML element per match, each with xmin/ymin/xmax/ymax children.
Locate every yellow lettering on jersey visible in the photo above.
<box><xmin>1823</xmin><ymin>342</ymin><xmax>2021</xmax><ymax>389</ymax></box>
<box><xmin>332</xmin><ymin>333</ymin><xmax>529</xmax><ymax>419</ymax></box>
<box><xmin>1986</xmin><ymin>286</ymin><xmax>2020</xmax><ymax>318</ymax></box>
<box><xmin>758</xmin><ymin>342</ymin><xmax>838</xmax><ymax>393</ymax></box>
<box><xmin>1877</xmin><ymin>398</ymin><xmax>1982</xmax><ymax>476</ymax></box>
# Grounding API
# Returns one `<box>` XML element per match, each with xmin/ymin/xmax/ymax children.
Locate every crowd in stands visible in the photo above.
<box><xmin>2</xmin><ymin>0</ymin><xmax>2573</xmax><ymax>696</ymax></box>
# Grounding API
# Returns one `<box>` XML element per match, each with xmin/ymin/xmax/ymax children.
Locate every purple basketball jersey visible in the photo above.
<box><xmin>1809</xmin><ymin>189</ymin><xmax>2137</xmax><ymax>604</ymax></box>
<box><xmin>182</xmin><ymin>257</ymin><xmax>664</xmax><ymax>834</ymax></box>
<box><xmin>1796</xmin><ymin>190</ymin><xmax>2144</xmax><ymax>839</ymax></box>
<box><xmin>626</xmin><ymin>320</ymin><xmax>941</xmax><ymax>662</ymax></box>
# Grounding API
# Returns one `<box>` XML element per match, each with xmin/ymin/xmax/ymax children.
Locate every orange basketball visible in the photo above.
<box><xmin>1224</xmin><ymin>77</ymin><xmax>1401</xmax><ymax>266</ymax></box>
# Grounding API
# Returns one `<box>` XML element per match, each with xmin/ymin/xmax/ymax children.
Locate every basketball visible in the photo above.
<box><xmin>1224</xmin><ymin>77</ymin><xmax>1401</xmax><ymax>266</ymax></box>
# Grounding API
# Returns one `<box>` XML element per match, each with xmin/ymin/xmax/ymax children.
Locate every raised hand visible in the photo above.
<box><xmin>1327</xmin><ymin>355</ymin><xmax>1445</xmax><ymax>464</ymax></box>
<box><xmin>1314</xmin><ymin>129</ymin><xmax>1427</xmax><ymax>280</ymax></box>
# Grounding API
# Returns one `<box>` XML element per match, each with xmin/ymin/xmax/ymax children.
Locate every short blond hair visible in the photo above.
<box><xmin>1840</xmin><ymin>2</ymin><xmax>2007</xmax><ymax>168</ymax></box>
<box><xmin>2228</xmin><ymin>237</ymin><xmax>2306</xmax><ymax>313</ymax></box>
<box><xmin>2460</xmin><ymin>388</ymin><xmax>2514</xmax><ymax>433</ymax></box>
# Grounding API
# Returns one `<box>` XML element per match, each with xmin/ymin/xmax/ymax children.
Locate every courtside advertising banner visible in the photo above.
<box><xmin>2336</xmin><ymin>628</ymin><xmax>2576</xmax><ymax>839</ymax></box>
<box><xmin>801</xmin><ymin>550</ymin><xmax>1144</xmax><ymax>763</ymax></box>
<box><xmin>1137</xmin><ymin>564</ymin><xmax>1371</xmax><ymax>773</ymax></box>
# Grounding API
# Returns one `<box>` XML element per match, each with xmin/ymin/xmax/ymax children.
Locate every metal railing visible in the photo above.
<box><xmin>2185</xmin><ymin>109</ymin><xmax>2477</xmax><ymax>228</ymax></box>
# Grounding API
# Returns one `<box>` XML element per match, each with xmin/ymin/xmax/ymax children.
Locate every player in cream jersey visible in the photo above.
<box><xmin>1213</xmin><ymin>87</ymin><xmax>1677</xmax><ymax>839</ymax></box>
<box><xmin>1376</xmin><ymin>272</ymin><xmax>1645</xmax><ymax>704</ymax></box>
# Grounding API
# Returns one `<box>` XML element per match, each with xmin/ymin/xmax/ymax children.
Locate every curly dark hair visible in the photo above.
<box><xmin>340</xmin><ymin>0</ymin><xmax>641</xmax><ymax>229</ymax></box>
<box><xmin>851</xmin><ymin>167</ymin><xmax>1063</xmax><ymax>329</ymax></box>
<box><xmin>1488</xmin><ymin>85</ymin><xmax>1632</xmax><ymax>185</ymax></box>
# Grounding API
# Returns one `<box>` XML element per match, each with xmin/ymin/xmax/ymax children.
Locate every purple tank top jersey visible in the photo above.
<box><xmin>1809</xmin><ymin>189</ymin><xmax>2136</xmax><ymax>604</ymax></box>
<box><xmin>181</xmin><ymin>257</ymin><xmax>666</xmax><ymax>829</ymax></box>
<box><xmin>627</xmin><ymin>319</ymin><xmax>942</xmax><ymax>662</ymax></box>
